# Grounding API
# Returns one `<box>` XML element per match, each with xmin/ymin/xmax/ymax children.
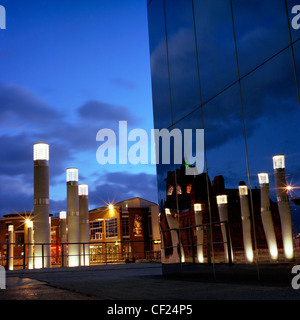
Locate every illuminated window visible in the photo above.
<box><xmin>167</xmin><ymin>185</ymin><xmax>174</xmax><ymax>196</ymax></box>
<box><xmin>122</xmin><ymin>216</ymin><xmax>130</xmax><ymax>239</ymax></box>
<box><xmin>186</xmin><ymin>184</ymin><xmax>192</xmax><ymax>194</ymax></box>
<box><xmin>105</xmin><ymin>218</ymin><xmax>118</xmax><ymax>238</ymax></box>
<box><xmin>90</xmin><ymin>221</ymin><xmax>103</xmax><ymax>241</ymax></box>
<box><xmin>177</xmin><ymin>185</ymin><xmax>182</xmax><ymax>194</ymax></box>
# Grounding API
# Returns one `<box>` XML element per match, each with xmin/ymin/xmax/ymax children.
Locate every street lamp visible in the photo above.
<box><xmin>33</xmin><ymin>143</ymin><xmax>50</xmax><ymax>269</ymax></box>
<box><xmin>258</xmin><ymin>173</ymin><xmax>278</xmax><ymax>261</ymax></box>
<box><xmin>216</xmin><ymin>195</ymin><xmax>233</xmax><ymax>263</ymax></box>
<box><xmin>66</xmin><ymin>168</ymin><xmax>80</xmax><ymax>267</ymax></box>
<box><xmin>79</xmin><ymin>184</ymin><xmax>89</xmax><ymax>266</ymax></box>
<box><xmin>238</xmin><ymin>185</ymin><xmax>253</xmax><ymax>263</ymax></box>
<box><xmin>273</xmin><ymin>155</ymin><xmax>294</xmax><ymax>261</ymax></box>
<box><xmin>194</xmin><ymin>203</ymin><xmax>204</xmax><ymax>263</ymax></box>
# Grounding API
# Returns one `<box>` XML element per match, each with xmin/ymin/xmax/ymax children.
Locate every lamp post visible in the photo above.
<box><xmin>258</xmin><ymin>173</ymin><xmax>278</xmax><ymax>261</ymax></box>
<box><xmin>27</xmin><ymin>220</ymin><xmax>34</xmax><ymax>269</ymax></box>
<box><xmin>67</xmin><ymin>168</ymin><xmax>80</xmax><ymax>267</ymax></box>
<box><xmin>238</xmin><ymin>185</ymin><xmax>254</xmax><ymax>263</ymax></box>
<box><xmin>194</xmin><ymin>203</ymin><xmax>204</xmax><ymax>263</ymax></box>
<box><xmin>8</xmin><ymin>225</ymin><xmax>14</xmax><ymax>271</ymax></box>
<box><xmin>79</xmin><ymin>184</ymin><xmax>90</xmax><ymax>266</ymax></box>
<box><xmin>164</xmin><ymin>208</ymin><xmax>184</xmax><ymax>263</ymax></box>
<box><xmin>273</xmin><ymin>155</ymin><xmax>294</xmax><ymax>261</ymax></box>
<box><xmin>59</xmin><ymin>211</ymin><xmax>67</xmax><ymax>267</ymax></box>
<box><xmin>216</xmin><ymin>195</ymin><xmax>233</xmax><ymax>263</ymax></box>
<box><xmin>33</xmin><ymin>143</ymin><xmax>50</xmax><ymax>269</ymax></box>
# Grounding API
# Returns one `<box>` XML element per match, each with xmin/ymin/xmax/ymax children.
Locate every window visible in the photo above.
<box><xmin>105</xmin><ymin>218</ymin><xmax>118</xmax><ymax>238</ymax></box>
<box><xmin>122</xmin><ymin>216</ymin><xmax>129</xmax><ymax>239</ymax></box>
<box><xmin>90</xmin><ymin>221</ymin><xmax>103</xmax><ymax>241</ymax></box>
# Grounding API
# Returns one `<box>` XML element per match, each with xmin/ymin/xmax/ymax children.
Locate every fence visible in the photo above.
<box><xmin>0</xmin><ymin>240</ymin><xmax>161</xmax><ymax>270</ymax></box>
<box><xmin>160</xmin><ymin>220</ymin><xmax>300</xmax><ymax>265</ymax></box>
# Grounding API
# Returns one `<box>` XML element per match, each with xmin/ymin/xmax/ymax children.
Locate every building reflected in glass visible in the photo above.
<box><xmin>147</xmin><ymin>0</ymin><xmax>300</xmax><ymax>269</ymax></box>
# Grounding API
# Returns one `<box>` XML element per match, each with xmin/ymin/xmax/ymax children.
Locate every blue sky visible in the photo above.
<box><xmin>0</xmin><ymin>0</ymin><xmax>158</xmax><ymax>215</ymax></box>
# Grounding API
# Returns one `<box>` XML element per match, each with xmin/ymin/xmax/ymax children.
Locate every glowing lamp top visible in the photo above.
<box><xmin>8</xmin><ymin>225</ymin><xmax>13</xmax><ymax>232</ymax></box>
<box><xmin>33</xmin><ymin>143</ymin><xmax>49</xmax><ymax>161</ymax></box>
<box><xmin>238</xmin><ymin>186</ymin><xmax>248</xmax><ymax>196</ymax></box>
<box><xmin>273</xmin><ymin>155</ymin><xmax>285</xmax><ymax>169</ymax></box>
<box><xmin>258</xmin><ymin>173</ymin><xmax>269</xmax><ymax>184</ymax></box>
<box><xmin>194</xmin><ymin>203</ymin><xmax>202</xmax><ymax>211</ymax></box>
<box><xmin>66</xmin><ymin>168</ymin><xmax>78</xmax><ymax>182</ymax></box>
<box><xmin>26</xmin><ymin>219</ymin><xmax>33</xmax><ymax>228</ymax></box>
<box><xmin>165</xmin><ymin>208</ymin><xmax>171</xmax><ymax>215</ymax></box>
<box><xmin>79</xmin><ymin>184</ymin><xmax>88</xmax><ymax>196</ymax></box>
<box><xmin>217</xmin><ymin>195</ymin><xmax>227</xmax><ymax>205</ymax></box>
<box><xmin>59</xmin><ymin>211</ymin><xmax>66</xmax><ymax>219</ymax></box>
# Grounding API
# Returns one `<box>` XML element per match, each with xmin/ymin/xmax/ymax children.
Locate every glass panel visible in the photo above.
<box><xmin>232</xmin><ymin>0</ymin><xmax>290</xmax><ymax>76</ymax></box>
<box><xmin>164</xmin><ymin>0</ymin><xmax>201</xmax><ymax>123</ymax></box>
<box><xmin>147</xmin><ymin>0</ymin><xmax>173</xmax><ymax>129</ymax></box>
<box><xmin>242</xmin><ymin>48</ymin><xmax>300</xmax><ymax>242</ymax></box>
<box><xmin>193</xmin><ymin>0</ymin><xmax>237</xmax><ymax>102</ymax></box>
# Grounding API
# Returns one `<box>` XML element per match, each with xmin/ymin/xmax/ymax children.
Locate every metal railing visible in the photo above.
<box><xmin>160</xmin><ymin>220</ymin><xmax>233</xmax><ymax>265</ymax></box>
<box><xmin>0</xmin><ymin>240</ymin><xmax>161</xmax><ymax>270</ymax></box>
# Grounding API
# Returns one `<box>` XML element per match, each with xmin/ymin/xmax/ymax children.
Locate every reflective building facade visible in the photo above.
<box><xmin>147</xmin><ymin>0</ymin><xmax>300</xmax><ymax>269</ymax></box>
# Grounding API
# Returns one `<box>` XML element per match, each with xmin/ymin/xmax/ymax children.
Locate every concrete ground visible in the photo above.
<box><xmin>1</xmin><ymin>262</ymin><xmax>300</xmax><ymax>300</ymax></box>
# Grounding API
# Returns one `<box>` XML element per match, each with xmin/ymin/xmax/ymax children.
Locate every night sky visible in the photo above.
<box><xmin>0</xmin><ymin>0</ymin><xmax>157</xmax><ymax>216</ymax></box>
<box><xmin>1</xmin><ymin>0</ymin><xmax>300</xmax><ymax>234</ymax></box>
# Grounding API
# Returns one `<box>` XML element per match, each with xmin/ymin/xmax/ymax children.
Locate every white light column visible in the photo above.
<box><xmin>258</xmin><ymin>173</ymin><xmax>278</xmax><ymax>261</ymax></box>
<box><xmin>79</xmin><ymin>184</ymin><xmax>90</xmax><ymax>266</ymax></box>
<box><xmin>165</xmin><ymin>208</ymin><xmax>185</xmax><ymax>263</ymax></box>
<box><xmin>8</xmin><ymin>225</ymin><xmax>14</xmax><ymax>271</ymax></box>
<box><xmin>238</xmin><ymin>186</ymin><xmax>254</xmax><ymax>263</ymax></box>
<box><xmin>33</xmin><ymin>143</ymin><xmax>50</xmax><ymax>269</ymax></box>
<box><xmin>273</xmin><ymin>155</ymin><xmax>294</xmax><ymax>261</ymax></box>
<box><xmin>27</xmin><ymin>220</ymin><xmax>34</xmax><ymax>269</ymax></box>
<box><xmin>216</xmin><ymin>195</ymin><xmax>233</xmax><ymax>263</ymax></box>
<box><xmin>59</xmin><ymin>211</ymin><xmax>67</xmax><ymax>267</ymax></box>
<box><xmin>194</xmin><ymin>204</ymin><xmax>204</xmax><ymax>263</ymax></box>
<box><xmin>67</xmin><ymin>168</ymin><xmax>80</xmax><ymax>267</ymax></box>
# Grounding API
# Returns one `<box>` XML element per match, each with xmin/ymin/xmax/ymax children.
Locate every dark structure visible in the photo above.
<box><xmin>147</xmin><ymin>0</ymin><xmax>300</xmax><ymax>269</ymax></box>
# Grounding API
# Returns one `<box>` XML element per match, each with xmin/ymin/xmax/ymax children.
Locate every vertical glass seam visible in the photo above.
<box><xmin>191</xmin><ymin>0</ymin><xmax>215</xmax><ymax>273</ymax></box>
<box><xmin>230</xmin><ymin>0</ymin><xmax>260</xmax><ymax>279</ymax></box>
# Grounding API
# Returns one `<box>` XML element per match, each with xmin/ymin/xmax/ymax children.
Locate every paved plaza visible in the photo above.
<box><xmin>0</xmin><ymin>263</ymin><xmax>300</xmax><ymax>300</ymax></box>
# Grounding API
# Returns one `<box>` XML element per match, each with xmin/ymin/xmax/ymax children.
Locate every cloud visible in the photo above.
<box><xmin>111</xmin><ymin>78</ymin><xmax>136</xmax><ymax>90</ymax></box>
<box><xmin>0</xmin><ymin>83</ymin><xmax>63</xmax><ymax>132</ymax></box>
<box><xmin>78</xmin><ymin>100</ymin><xmax>139</xmax><ymax>125</ymax></box>
<box><xmin>89</xmin><ymin>171</ymin><xmax>158</xmax><ymax>208</ymax></box>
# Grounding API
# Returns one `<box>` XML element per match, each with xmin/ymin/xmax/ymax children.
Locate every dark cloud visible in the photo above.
<box><xmin>89</xmin><ymin>171</ymin><xmax>158</xmax><ymax>208</ymax></box>
<box><xmin>78</xmin><ymin>100</ymin><xmax>139</xmax><ymax>124</ymax></box>
<box><xmin>0</xmin><ymin>83</ymin><xmax>63</xmax><ymax>130</ymax></box>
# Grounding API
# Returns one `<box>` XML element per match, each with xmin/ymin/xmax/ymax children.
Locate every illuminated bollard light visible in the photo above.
<box><xmin>79</xmin><ymin>184</ymin><xmax>90</xmax><ymax>266</ymax></box>
<box><xmin>258</xmin><ymin>173</ymin><xmax>278</xmax><ymax>261</ymax></box>
<box><xmin>27</xmin><ymin>220</ymin><xmax>34</xmax><ymax>270</ymax></box>
<box><xmin>33</xmin><ymin>143</ymin><xmax>51</xmax><ymax>269</ymax></box>
<box><xmin>59</xmin><ymin>211</ymin><xmax>67</xmax><ymax>267</ymax></box>
<box><xmin>164</xmin><ymin>208</ymin><xmax>185</xmax><ymax>263</ymax></box>
<box><xmin>216</xmin><ymin>195</ymin><xmax>233</xmax><ymax>263</ymax></box>
<box><xmin>67</xmin><ymin>168</ymin><xmax>80</xmax><ymax>267</ymax></box>
<box><xmin>194</xmin><ymin>204</ymin><xmax>204</xmax><ymax>263</ymax></box>
<box><xmin>8</xmin><ymin>225</ymin><xmax>14</xmax><ymax>271</ymax></box>
<box><xmin>238</xmin><ymin>185</ymin><xmax>254</xmax><ymax>263</ymax></box>
<box><xmin>273</xmin><ymin>155</ymin><xmax>294</xmax><ymax>261</ymax></box>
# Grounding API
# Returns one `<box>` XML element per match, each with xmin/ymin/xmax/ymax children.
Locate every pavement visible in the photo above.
<box><xmin>1</xmin><ymin>262</ymin><xmax>300</xmax><ymax>300</ymax></box>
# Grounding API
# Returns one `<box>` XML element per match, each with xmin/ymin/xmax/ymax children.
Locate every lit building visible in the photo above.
<box><xmin>147</xmin><ymin>0</ymin><xmax>300</xmax><ymax>271</ymax></box>
<box><xmin>0</xmin><ymin>197</ymin><xmax>159</xmax><ymax>269</ymax></box>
